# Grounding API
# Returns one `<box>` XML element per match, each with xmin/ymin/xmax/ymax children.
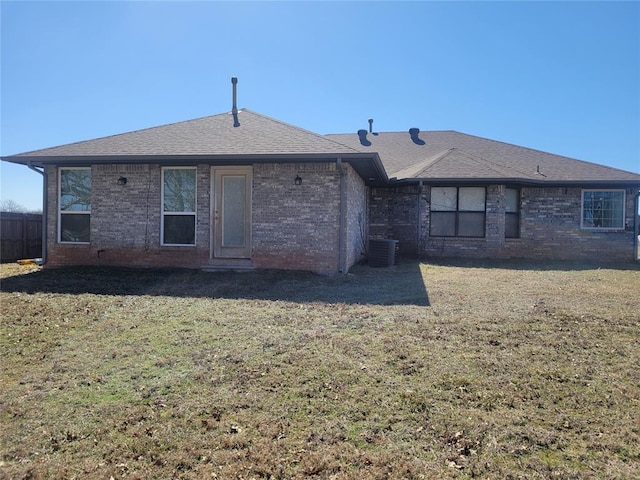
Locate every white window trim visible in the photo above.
<box><xmin>161</xmin><ymin>166</ymin><xmax>197</xmax><ymax>247</ymax></box>
<box><xmin>58</xmin><ymin>167</ymin><xmax>91</xmax><ymax>244</ymax></box>
<box><xmin>580</xmin><ymin>189</ymin><xmax>625</xmax><ymax>231</ymax></box>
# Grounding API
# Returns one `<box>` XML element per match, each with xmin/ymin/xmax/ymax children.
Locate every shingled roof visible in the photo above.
<box><xmin>325</xmin><ymin>130</ymin><xmax>640</xmax><ymax>185</ymax></box>
<box><xmin>5</xmin><ymin>109</ymin><xmax>362</xmax><ymax>161</ymax></box>
<box><xmin>4</xmin><ymin>109</ymin><xmax>639</xmax><ymax>187</ymax></box>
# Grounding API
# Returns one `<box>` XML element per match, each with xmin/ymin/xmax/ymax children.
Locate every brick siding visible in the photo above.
<box><xmin>370</xmin><ymin>184</ymin><xmax>638</xmax><ymax>262</ymax></box>
<box><xmin>345</xmin><ymin>164</ymin><xmax>368</xmax><ymax>269</ymax></box>
<box><xmin>45</xmin><ymin>162</ymin><xmax>367</xmax><ymax>274</ymax></box>
<box><xmin>369</xmin><ymin>185</ymin><xmax>420</xmax><ymax>257</ymax></box>
<box><xmin>252</xmin><ymin>162</ymin><xmax>340</xmax><ymax>272</ymax></box>
<box><xmin>46</xmin><ymin>164</ymin><xmax>211</xmax><ymax>268</ymax></box>
<box><xmin>45</xmin><ymin>163</ymin><xmax>635</xmax><ymax>270</ymax></box>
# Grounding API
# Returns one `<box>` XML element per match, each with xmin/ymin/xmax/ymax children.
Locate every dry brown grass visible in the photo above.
<box><xmin>1</xmin><ymin>259</ymin><xmax>639</xmax><ymax>479</ymax></box>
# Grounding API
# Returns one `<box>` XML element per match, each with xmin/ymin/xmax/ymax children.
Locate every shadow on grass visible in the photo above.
<box><xmin>0</xmin><ymin>261</ymin><xmax>430</xmax><ymax>306</ymax></box>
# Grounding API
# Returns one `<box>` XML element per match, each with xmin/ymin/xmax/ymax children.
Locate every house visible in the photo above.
<box><xmin>327</xmin><ymin>128</ymin><xmax>640</xmax><ymax>263</ymax></box>
<box><xmin>3</xmin><ymin>92</ymin><xmax>640</xmax><ymax>273</ymax></box>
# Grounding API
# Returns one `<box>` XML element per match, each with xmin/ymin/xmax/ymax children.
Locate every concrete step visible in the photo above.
<box><xmin>202</xmin><ymin>259</ymin><xmax>256</xmax><ymax>272</ymax></box>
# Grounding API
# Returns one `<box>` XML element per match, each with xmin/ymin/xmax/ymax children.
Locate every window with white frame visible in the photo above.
<box><xmin>162</xmin><ymin>167</ymin><xmax>196</xmax><ymax>245</ymax></box>
<box><xmin>581</xmin><ymin>190</ymin><xmax>625</xmax><ymax>230</ymax></box>
<box><xmin>59</xmin><ymin>168</ymin><xmax>91</xmax><ymax>243</ymax></box>
<box><xmin>505</xmin><ymin>188</ymin><xmax>520</xmax><ymax>238</ymax></box>
<box><xmin>430</xmin><ymin>186</ymin><xmax>486</xmax><ymax>237</ymax></box>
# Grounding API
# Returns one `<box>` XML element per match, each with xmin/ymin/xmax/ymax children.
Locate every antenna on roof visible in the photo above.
<box><xmin>231</xmin><ymin>77</ymin><xmax>240</xmax><ymax>127</ymax></box>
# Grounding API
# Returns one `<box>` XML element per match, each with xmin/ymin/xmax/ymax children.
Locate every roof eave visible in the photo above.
<box><xmin>2</xmin><ymin>152</ymin><xmax>390</xmax><ymax>187</ymax></box>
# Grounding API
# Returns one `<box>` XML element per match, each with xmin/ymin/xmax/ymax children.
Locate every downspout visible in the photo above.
<box><xmin>337</xmin><ymin>157</ymin><xmax>346</xmax><ymax>273</ymax></box>
<box><xmin>27</xmin><ymin>162</ymin><xmax>47</xmax><ymax>265</ymax></box>
<box><xmin>635</xmin><ymin>190</ymin><xmax>640</xmax><ymax>262</ymax></box>
<box><xmin>417</xmin><ymin>180</ymin><xmax>423</xmax><ymax>259</ymax></box>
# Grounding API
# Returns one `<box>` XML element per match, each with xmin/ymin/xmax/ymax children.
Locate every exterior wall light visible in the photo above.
<box><xmin>117</xmin><ymin>176</ymin><xmax>127</xmax><ymax>185</ymax></box>
<box><xmin>294</xmin><ymin>175</ymin><xmax>302</xmax><ymax>185</ymax></box>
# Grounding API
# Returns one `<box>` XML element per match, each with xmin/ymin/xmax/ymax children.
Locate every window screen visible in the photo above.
<box><xmin>162</xmin><ymin>168</ymin><xmax>196</xmax><ymax>245</ymax></box>
<box><xmin>505</xmin><ymin>188</ymin><xmax>520</xmax><ymax>238</ymax></box>
<box><xmin>430</xmin><ymin>186</ymin><xmax>486</xmax><ymax>237</ymax></box>
<box><xmin>59</xmin><ymin>168</ymin><xmax>91</xmax><ymax>243</ymax></box>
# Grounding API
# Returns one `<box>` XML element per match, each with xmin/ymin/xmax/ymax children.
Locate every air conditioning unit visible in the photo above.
<box><xmin>368</xmin><ymin>239</ymin><xmax>399</xmax><ymax>267</ymax></box>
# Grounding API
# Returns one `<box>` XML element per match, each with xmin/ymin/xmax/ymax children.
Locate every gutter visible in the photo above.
<box><xmin>4</xmin><ymin>152</ymin><xmax>390</xmax><ymax>187</ymax></box>
<box><xmin>337</xmin><ymin>157</ymin><xmax>346</xmax><ymax>274</ymax></box>
<box><xmin>387</xmin><ymin>176</ymin><xmax>640</xmax><ymax>189</ymax></box>
<box><xmin>27</xmin><ymin>162</ymin><xmax>47</xmax><ymax>265</ymax></box>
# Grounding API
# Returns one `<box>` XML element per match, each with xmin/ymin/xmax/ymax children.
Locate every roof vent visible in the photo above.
<box><xmin>367</xmin><ymin>118</ymin><xmax>378</xmax><ymax>136</ymax></box>
<box><xmin>535</xmin><ymin>165</ymin><xmax>547</xmax><ymax>177</ymax></box>
<box><xmin>231</xmin><ymin>76</ymin><xmax>240</xmax><ymax>127</ymax></box>
<box><xmin>357</xmin><ymin>129</ymin><xmax>371</xmax><ymax>146</ymax></box>
<box><xmin>409</xmin><ymin>127</ymin><xmax>425</xmax><ymax>145</ymax></box>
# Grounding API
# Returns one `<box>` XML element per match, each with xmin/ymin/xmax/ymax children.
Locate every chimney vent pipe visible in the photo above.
<box><xmin>231</xmin><ymin>77</ymin><xmax>240</xmax><ymax>127</ymax></box>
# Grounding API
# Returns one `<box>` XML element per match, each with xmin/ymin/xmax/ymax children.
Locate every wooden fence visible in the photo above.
<box><xmin>0</xmin><ymin>212</ymin><xmax>43</xmax><ymax>262</ymax></box>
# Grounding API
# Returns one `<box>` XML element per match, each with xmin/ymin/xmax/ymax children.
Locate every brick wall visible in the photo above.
<box><xmin>46</xmin><ymin>164</ymin><xmax>635</xmax><ymax>269</ymax></box>
<box><xmin>369</xmin><ymin>185</ymin><xmax>420</xmax><ymax>257</ymax></box>
<box><xmin>503</xmin><ymin>186</ymin><xmax>638</xmax><ymax>261</ymax></box>
<box><xmin>46</xmin><ymin>162</ymin><xmax>357</xmax><ymax>273</ymax></box>
<box><xmin>46</xmin><ymin>164</ymin><xmax>211</xmax><ymax>268</ymax></box>
<box><xmin>252</xmin><ymin>162</ymin><xmax>343</xmax><ymax>274</ymax></box>
<box><xmin>345</xmin><ymin>165</ymin><xmax>368</xmax><ymax>269</ymax></box>
<box><xmin>370</xmin><ymin>184</ymin><xmax>639</xmax><ymax>262</ymax></box>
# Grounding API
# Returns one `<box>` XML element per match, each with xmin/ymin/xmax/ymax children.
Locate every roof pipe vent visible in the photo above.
<box><xmin>231</xmin><ymin>76</ymin><xmax>240</xmax><ymax>127</ymax></box>
<box><xmin>368</xmin><ymin>118</ymin><xmax>378</xmax><ymax>136</ymax></box>
<box><xmin>357</xmin><ymin>129</ymin><xmax>371</xmax><ymax>146</ymax></box>
<box><xmin>409</xmin><ymin>127</ymin><xmax>425</xmax><ymax>145</ymax></box>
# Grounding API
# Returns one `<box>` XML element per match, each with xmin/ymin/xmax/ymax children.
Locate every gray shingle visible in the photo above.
<box><xmin>4</xmin><ymin>109</ymin><xmax>638</xmax><ymax>185</ymax></box>
<box><xmin>325</xmin><ymin>130</ymin><xmax>640</xmax><ymax>183</ymax></box>
<box><xmin>9</xmin><ymin>109</ymin><xmax>361</xmax><ymax>158</ymax></box>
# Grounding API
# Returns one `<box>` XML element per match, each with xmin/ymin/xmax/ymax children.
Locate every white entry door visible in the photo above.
<box><xmin>212</xmin><ymin>167</ymin><xmax>252</xmax><ymax>258</ymax></box>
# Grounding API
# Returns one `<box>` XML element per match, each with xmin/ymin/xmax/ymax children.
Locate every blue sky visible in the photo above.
<box><xmin>1</xmin><ymin>0</ymin><xmax>639</xmax><ymax>211</ymax></box>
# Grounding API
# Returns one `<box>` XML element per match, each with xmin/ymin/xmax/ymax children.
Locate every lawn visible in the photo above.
<box><xmin>1</xmin><ymin>260</ymin><xmax>639</xmax><ymax>479</ymax></box>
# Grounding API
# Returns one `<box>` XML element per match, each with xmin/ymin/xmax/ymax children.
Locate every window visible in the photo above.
<box><xmin>505</xmin><ymin>188</ymin><xmax>520</xmax><ymax>238</ymax></box>
<box><xmin>162</xmin><ymin>167</ymin><xmax>196</xmax><ymax>245</ymax></box>
<box><xmin>581</xmin><ymin>190</ymin><xmax>625</xmax><ymax>230</ymax></box>
<box><xmin>59</xmin><ymin>168</ymin><xmax>91</xmax><ymax>243</ymax></box>
<box><xmin>430</xmin><ymin>186</ymin><xmax>486</xmax><ymax>237</ymax></box>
